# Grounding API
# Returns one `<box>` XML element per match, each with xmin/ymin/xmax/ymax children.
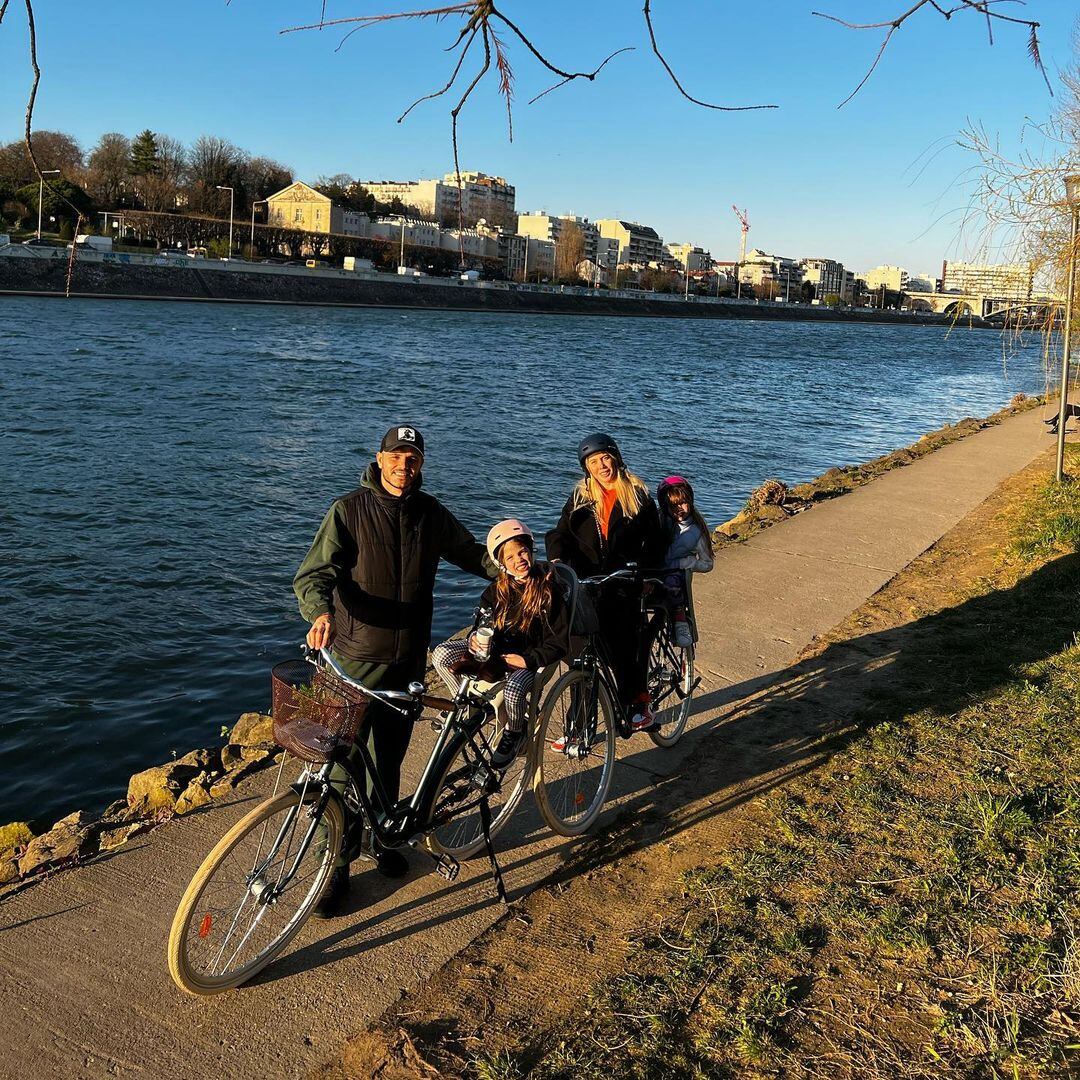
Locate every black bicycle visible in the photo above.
<box><xmin>534</xmin><ymin>566</ymin><xmax>699</xmax><ymax>836</ymax></box>
<box><xmin>168</xmin><ymin>646</ymin><xmax>520</xmax><ymax>995</ymax></box>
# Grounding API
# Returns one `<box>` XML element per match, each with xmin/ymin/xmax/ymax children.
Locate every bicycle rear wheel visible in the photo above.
<box><xmin>534</xmin><ymin>667</ymin><xmax>616</xmax><ymax>836</ymax></box>
<box><xmin>424</xmin><ymin>707</ymin><xmax>530</xmax><ymax>860</ymax></box>
<box><xmin>648</xmin><ymin>620</ymin><xmax>695</xmax><ymax>748</ymax></box>
<box><xmin>168</xmin><ymin>787</ymin><xmax>343</xmax><ymax>995</ymax></box>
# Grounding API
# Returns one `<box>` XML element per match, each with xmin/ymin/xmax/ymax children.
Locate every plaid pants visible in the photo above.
<box><xmin>431</xmin><ymin>638</ymin><xmax>536</xmax><ymax>733</ymax></box>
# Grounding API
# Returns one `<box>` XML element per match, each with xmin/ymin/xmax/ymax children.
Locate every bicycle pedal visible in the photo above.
<box><xmin>434</xmin><ymin>854</ymin><xmax>460</xmax><ymax>882</ymax></box>
<box><xmin>470</xmin><ymin>762</ymin><xmax>494</xmax><ymax>793</ymax></box>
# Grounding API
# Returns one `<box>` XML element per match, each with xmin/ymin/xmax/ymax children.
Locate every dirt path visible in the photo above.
<box><xmin>0</xmin><ymin>408</ymin><xmax>1052</xmax><ymax>1079</ymax></box>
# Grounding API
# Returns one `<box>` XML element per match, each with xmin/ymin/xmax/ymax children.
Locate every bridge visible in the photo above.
<box><xmin>905</xmin><ymin>289</ymin><xmax>1061</xmax><ymax>320</ymax></box>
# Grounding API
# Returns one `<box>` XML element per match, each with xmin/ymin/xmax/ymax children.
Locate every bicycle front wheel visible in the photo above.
<box><xmin>648</xmin><ymin>621</ymin><xmax>695</xmax><ymax>748</ymax></box>
<box><xmin>424</xmin><ymin>708</ymin><xmax>530</xmax><ymax>860</ymax></box>
<box><xmin>534</xmin><ymin>667</ymin><xmax>616</xmax><ymax>836</ymax></box>
<box><xmin>168</xmin><ymin>787</ymin><xmax>343</xmax><ymax>995</ymax></box>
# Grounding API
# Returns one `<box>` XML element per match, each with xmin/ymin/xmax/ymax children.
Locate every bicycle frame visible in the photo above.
<box><xmin>259</xmin><ymin>654</ymin><xmax>507</xmax><ymax>900</ymax></box>
<box><xmin>577</xmin><ymin>567</ymin><xmax>668</xmax><ymax>735</ymax></box>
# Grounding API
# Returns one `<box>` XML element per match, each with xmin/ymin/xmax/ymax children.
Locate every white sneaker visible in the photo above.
<box><xmin>630</xmin><ymin>707</ymin><xmax>656</xmax><ymax>733</ymax></box>
<box><xmin>550</xmin><ymin>733</ymin><xmax>571</xmax><ymax>752</ymax></box>
<box><xmin>674</xmin><ymin>620</ymin><xmax>694</xmax><ymax>648</ymax></box>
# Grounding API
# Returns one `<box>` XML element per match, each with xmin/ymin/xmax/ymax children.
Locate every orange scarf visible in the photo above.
<box><xmin>598</xmin><ymin>486</ymin><xmax>618</xmax><ymax>540</ymax></box>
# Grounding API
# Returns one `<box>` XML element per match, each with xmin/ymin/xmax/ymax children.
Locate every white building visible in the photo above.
<box><xmin>941</xmin><ymin>261</ymin><xmax>1032</xmax><ymax>300</ymax></box>
<box><xmin>740</xmin><ymin>248</ymin><xmax>803</xmax><ymax>296</ymax></box>
<box><xmin>799</xmin><ymin>257</ymin><xmax>846</xmax><ymax>300</ymax></box>
<box><xmin>862</xmin><ymin>264</ymin><xmax>910</xmax><ymax>292</ymax></box>
<box><xmin>667</xmin><ymin>242</ymin><xmax>711</xmax><ymax>272</ymax></box>
<box><xmin>595</xmin><ymin>219</ymin><xmax>664</xmax><ymax>266</ymax></box>
<box><xmin>517</xmin><ymin>211</ymin><xmax>599</xmax><ymax>262</ymax></box>
<box><xmin>359</xmin><ymin>171</ymin><xmax>515</xmax><ymax>228</ymax></box>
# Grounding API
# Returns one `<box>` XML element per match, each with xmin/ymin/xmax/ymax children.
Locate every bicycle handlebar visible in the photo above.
<box><xmin>304</xmin><ymin>646</ymin><xmax>423</xmax><ymax>717</ymax></box>
<box><xmin>579</xmin><ymin>566</ymin><xmax>667</xmax><ymax>588</ymax></box>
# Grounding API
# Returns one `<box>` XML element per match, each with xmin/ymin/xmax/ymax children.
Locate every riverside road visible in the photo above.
<box><xmin>0</xmin><ymin>407</ymin><xmax>1051</xmax><ymax>1079</ymax></box>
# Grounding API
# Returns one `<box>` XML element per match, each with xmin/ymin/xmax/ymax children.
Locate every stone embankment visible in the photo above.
<box><xmin>0</xmin><ymin>246</ymin><xmax>986</xmax><ymax>327</ymax></box>
<box><xmin>0</xmin><ymin>712</ymin><xmax>282</xmax><ymax>885</ymax></box>
<box><xmin>715</xmin><ymin>394</ymin><xmax>1043</xmax><ymax>543</ymax></box>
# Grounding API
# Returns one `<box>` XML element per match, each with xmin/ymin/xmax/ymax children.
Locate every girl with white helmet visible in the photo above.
<box><xmin>431</xmin><ymin>518</ymin><xmax>570</xmax><ymax>769</ymax></box>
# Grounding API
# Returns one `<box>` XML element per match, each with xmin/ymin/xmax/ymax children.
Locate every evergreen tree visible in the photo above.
<box><xmin>129</xmin><ymin>129</ymin><xmax>159</xmax><ymax>177</ymax></box>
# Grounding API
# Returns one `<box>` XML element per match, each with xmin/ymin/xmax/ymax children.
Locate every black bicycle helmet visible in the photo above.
<box><xmin>577</xmin><ymin>432</ymin><xmax>623</xmax><ymax>471</ymax></box>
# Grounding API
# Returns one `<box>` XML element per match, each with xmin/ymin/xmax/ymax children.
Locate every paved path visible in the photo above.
<box><xmin>0</xmin><ymin>408</ymin><xmax>1051</xmax><ymax>1079</ymax></box>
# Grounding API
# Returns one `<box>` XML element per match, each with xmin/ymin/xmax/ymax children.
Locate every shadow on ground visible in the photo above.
<box><xmin>268</xmin><ymin>553</ymin><xmax>1079</xmax><ymax>985</ymax></box>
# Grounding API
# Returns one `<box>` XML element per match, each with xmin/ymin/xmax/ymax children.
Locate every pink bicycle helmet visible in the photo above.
<box><xmin>486</xmin><ymin>518</ymin><xmax>534</xmax><ymax>564</ymax></box>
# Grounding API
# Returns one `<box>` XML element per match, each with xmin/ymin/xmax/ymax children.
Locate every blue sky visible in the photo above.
<box><xmin>1</xmin><ymin>1</ymin><xmax>1074</xmax><ymax>272</ymax></box>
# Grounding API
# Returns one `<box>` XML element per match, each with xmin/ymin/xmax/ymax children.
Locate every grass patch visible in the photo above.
<box><xmin>496</xmin><ymin>466</ymin><xmax>1080</xmax><ymax>1079</ymax></box>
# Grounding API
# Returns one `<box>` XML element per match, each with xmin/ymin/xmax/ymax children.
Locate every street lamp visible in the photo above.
<box><xmin>1055</xmin><ymin>174</ymin><xmax>1080</xmax><ymax>481</ymax></box>
<box><xmin>250</xmin><ymin>199</ymin><xmax>268</xmax><ymax>260</ymax></box>
<box><xmin>216</xmin><ymin>185</ymin><xmax>234</xmax><ymax>259</ymax></box>
<box><xmin>36</xmin><ymin>169</ymin><xmax>60</xmax><ymax>240</ymax></box>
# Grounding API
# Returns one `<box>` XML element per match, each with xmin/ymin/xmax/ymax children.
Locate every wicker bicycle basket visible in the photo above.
<box><xmin>271</xmin><ymin>659</ymin><xmax>369</xmax><ymax>764</ymax></box>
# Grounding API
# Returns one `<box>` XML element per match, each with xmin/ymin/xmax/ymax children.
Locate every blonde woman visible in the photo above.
<box><xmin>545</xmin><ymin>433</ymin><xmax>664</xmax><ymax>733</ymax></box>
<box><xmin>432</xmin><ymin>519</ymin><xmax>570</xmax><ymax>769</ymax></box>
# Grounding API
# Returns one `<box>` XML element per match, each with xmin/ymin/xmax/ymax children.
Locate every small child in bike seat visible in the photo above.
<box><xmin>656</xmin><ymin>476</ymin><xmax>714</xmax><ymax>649</ymax></box>
<box><xmin>431</xmin><ymin>518</ymin><xmax>570</xmax><ymax>770</ymax></box>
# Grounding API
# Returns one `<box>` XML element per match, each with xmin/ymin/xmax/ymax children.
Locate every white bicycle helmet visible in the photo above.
<box><xmin>486</xmin><ymin>518</ymin><xmax>534</xmax><ymax>564</ymax></box>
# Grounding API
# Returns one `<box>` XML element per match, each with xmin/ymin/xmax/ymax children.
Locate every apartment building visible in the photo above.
<box><xmin>799</xmin><ymin>257</ymin><xmax>845</xmax><ymax>299</ymax></box>
<box><xmin>941</xmin><ymin>261</ymin><xmax>1032</xmax><ymax>300</ymax></box>
<box><xmin>516</xmin><ymin>211</ymin><xmax>599</xmax><ymax>262</ymax></box>
<box><xmin>358</xmin><ymin>171</ymin><xmax>515</xmax><ymax>228</ymax></box>
<box><xmin>739</xmin><ymin>249</ymin><xmax>804</xmax><ymax>294</ymax></box>
<box><xmin>595</xmin><ymin>219</ymin><xmax>664</xmax><ymax>266</ymax></box>
<box><xmin>861</xmin><ymin>264</ymin><xmax>909</xmax><ymax>292</ymax></box>
<box><xmin>667</xmin><ymin>242</ymin><xmax>711</xmax><ymax>272</ymax></box>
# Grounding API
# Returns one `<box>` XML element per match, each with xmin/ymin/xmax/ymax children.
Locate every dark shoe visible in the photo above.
<box><xmin>375</xmin><ymin>846</ymin><xmax>410</xmax><ymax>879</ymax></box>
<box><xmin>490</xmin><ymin>728</ymin><xmax>526</xmax><ymax>771</ymax></box>
<box><xmin>312</xmin><ymin>865</ymin><xmax>350</xmax><ymax>920</ymax></box>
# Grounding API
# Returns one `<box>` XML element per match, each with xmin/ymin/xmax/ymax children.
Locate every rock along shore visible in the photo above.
<box><xmin>0</xmin><ymin>396</ymin><xmax>1043</xmax><ymax>888</ymax></box>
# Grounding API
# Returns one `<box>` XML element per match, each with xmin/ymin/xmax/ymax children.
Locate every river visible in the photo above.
<box><xmin>0</xmin><ymin>297</ymin><xmax>1046</xmax><ymax>825</ymax></box>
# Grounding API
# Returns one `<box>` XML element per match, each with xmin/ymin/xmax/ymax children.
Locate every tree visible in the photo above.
<box><xmin>129</xmin><ymin>129</ymin><xmax>159</xmax><ymax>178</ymax></box>
<box><xmin>800</xmin><ymin>280</ymin><xmax>815</xmax><ymax>303</ymax></box>
<box><xmin>238</xmin><ymin>155</ymin><xmax>293</xmax><ymax>208</ymax></box>
<box><xmin>139</xmin><ymin>134</ymin><xmax>186</xmax><ymax>212</ymax></box>
<box><xmin>555</xmin><ymin>221</ymin><xmax>586</xmax><ymax>282</ymax></box>
<box><xmin>0</xmin><ymin>130</ymin><xmax>83</xmax><ymax>187</ymax></box>
<box><xmin>86</xmin><ymin>133</ymin><xmax>131</xmax><ymax>207</ymax></box>
<box><xmin>184</xmin><ymin>135</ymin><xmax>242</xmax><ymax>211</ymax></box>
<box><xmin>14</xmin><ymin>176</ymin><xmax>93</xmax><ymax>226</ymax></box>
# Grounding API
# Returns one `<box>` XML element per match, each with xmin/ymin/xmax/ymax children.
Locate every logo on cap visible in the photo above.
<box><xmin>398</xmin><ymin>427</ymin><xmax>416</xmax><ymax>442</ymax></box>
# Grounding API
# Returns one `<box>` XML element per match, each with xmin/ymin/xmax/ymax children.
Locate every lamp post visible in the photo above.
<box><xmin>36</xmin><ymin>169</ymin><xmax>60</xmax><ymax>240</ymax></box>
<box><xmin>216</xmin><ymin>185</ymin><xmax>234</xmax><ymax>259</ymax></box>
<box><xmin>1055</xmin><ymin>174</ymin><xmax>1080</xmax><ymax>482</ymax></box>
<box><xmin>249</xmin><ymin>199</ymin><xmax>267</xmax><ymax>260</ymax></box>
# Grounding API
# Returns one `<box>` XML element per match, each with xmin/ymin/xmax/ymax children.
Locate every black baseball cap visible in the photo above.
<box><xmin>380</xmin><ymin>424</ymin><xmax>425</xmax><ymax>457</ymax></box>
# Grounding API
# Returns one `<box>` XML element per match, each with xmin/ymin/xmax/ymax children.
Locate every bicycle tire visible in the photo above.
<box><xmin>648</xmin><ymin>620</ymin><xmax>695</xmax><ymax>748</ymax></box>
<box><xmin>424</xmin><ymin>710</ymin><xmax>530</xmax><ymax>860</ymax></box>
<box><xmin>168</xmin><ymin>787</ymin><xmax>343</xmax><ymax>996</ymax></box>
<box><xmin>534</xmin><ymin>667</ymin><xmax>616</xmax><ymax>836</ymax></box>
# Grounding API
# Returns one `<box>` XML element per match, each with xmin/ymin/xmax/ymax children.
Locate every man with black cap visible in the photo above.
<box><xmin>294</xmin><ymin>423</ymin><xmax>494</xmax><ymax>916</ymax></box>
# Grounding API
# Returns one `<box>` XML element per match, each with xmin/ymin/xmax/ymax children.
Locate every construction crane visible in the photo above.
<box><xmin>732</xmin><ymin>205</ymin><xmax>749</xmax><ymax>300</ymax></box>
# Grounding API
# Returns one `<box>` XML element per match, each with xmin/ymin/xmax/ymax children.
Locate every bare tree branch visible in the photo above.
<box><xmin>528</xmin><ymin>47</ymin><xmax>635</xmax><ymax>106</ymax></box>
<box><xmin>397</xmin><ymin>25</ymin><xmax>479</xmax><ymax>122</ymax></box>
<box><xmin>642</xmin><ymin>0</ymin><xmax>777</xmax><ymax>111</ymax></box>
<box><xmin>19</xmin><ymin>0</ymin><xmax>84</xmax><ymax>294</ymax></box>
<box><xmin>814</xmin><ymin>0</ymin><xmax>1051</xmax><ymax>108</ymax></box>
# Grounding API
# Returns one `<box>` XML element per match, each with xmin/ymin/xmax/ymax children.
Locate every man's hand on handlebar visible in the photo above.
<box><xmin>306</xmin><ymin>613</ymin><xmax>335</xmax><ymax>651</ymax></box>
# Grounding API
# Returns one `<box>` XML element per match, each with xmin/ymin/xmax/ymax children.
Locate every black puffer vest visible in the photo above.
<box><xmin>332</xmin><ymin>465</ymin><xmax>487</xmax><ymax>663</ymax></box>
